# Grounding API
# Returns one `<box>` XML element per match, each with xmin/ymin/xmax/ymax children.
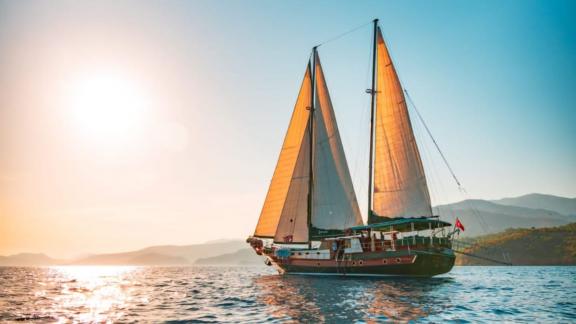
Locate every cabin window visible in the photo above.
<box><xmin>382</xmin><ymin>259</ymin><xmax>387</xmax><ymax>264</ymax></box>
<box><xmin>359</xmin><ymin>260</ymin><xmax>364</xmax><ymax>265</ymax></box>
<box><xmin>305</xmin><ymin>252</ymin><xmax>309</xmax><ymax>255</ymax></box>
<box><xmin>396</xmin><ymin>258</ymin><xmax>401</xmax><ymax>263</ymax></box>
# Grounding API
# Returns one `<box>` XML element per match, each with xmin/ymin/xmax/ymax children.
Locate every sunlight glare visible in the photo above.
<box><xmin>48</xmin><ymin>266</ymin><xmax>139</xmax><ymax>322</ymax></box>
<box><xmin>65</xmin><ymin>72</ymin><xmax>151</xmax><ymax>146</ymax></box>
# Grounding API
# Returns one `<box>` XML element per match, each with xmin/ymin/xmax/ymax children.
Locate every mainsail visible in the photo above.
<box><xmin>370</xmin><ymin>28</ymin><xmax>433</xmax><ymax>223</ymax></box>
<box><xmin>254</xmin><ymin>54</ymin><xmax>362</xmax><ymax>243</ymax></box>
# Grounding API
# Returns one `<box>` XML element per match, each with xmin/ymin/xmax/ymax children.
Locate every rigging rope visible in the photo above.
<box><xmin>404</xmin><ymin>89</ymin><xmax>463</xmax><ymax>189</ymax></box>
<box><xmin>404</xmin><ymin>90</ymin><xmax>488</xmax><ymax>225</ymax></box>
<box><xmin>316</xmin><ymin>20</ymin><xmax>373</xmax><ymax>48</ymax></box>
<box><xmin>453</xmin><ymin>250</ymin><xmax>512</xmax><ymax>266</ymax></box>
<box><xmin>404</xmin><ymin>89</ymin><xmax>511</xmax><ymax>263</ymax></box>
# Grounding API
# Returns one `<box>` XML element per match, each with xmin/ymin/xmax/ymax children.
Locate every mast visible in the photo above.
<box><xmin>367</xmin><ymin>19</ymin><xmax>378</xmax><ymax>219</ymax></box>
<box><xmin>308</xmin><ymin>46</ymin><xmax>317</xmax><ymax>246</ymax></box>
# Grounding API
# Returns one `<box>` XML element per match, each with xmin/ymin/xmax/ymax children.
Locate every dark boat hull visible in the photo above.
<box><xmin>269</xmin><ymin>249</ymin><xmax>455</xmax><ymax>277</ymax></box>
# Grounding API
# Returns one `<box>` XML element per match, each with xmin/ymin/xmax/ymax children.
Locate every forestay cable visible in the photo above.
<box><xmin>316</xmin><ymin>20</ymin><xmax>373</xmax><ymax>48</ymax></box>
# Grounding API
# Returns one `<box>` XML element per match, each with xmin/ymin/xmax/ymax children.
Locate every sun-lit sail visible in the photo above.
<box><xmin>254</xmin><ymin>64</ymin><xmax>312</xmax><ymax>242</ymax></box>
<box><xmin>273</xmin><ymin>124</ymin><xmax>311</xmax><ymax>243</ymax></box>
<box><xmin>370</xmin><ymin>27</ymin><xmax>433</xmax><ymax>223</ymax></box>
<box><xmin>311</xmin><ymin>54</ymin><xmax>363</xmax><ymax>237</ymax></box>
<box><xmin>248</xmin><ymin>19</ymin><xmax>456</xmax><ymax>277</ymax></box>
<box><xmin>254</xmin><ymin>54</ymin><xmax>362</xmax><ymax>242</ymax></box>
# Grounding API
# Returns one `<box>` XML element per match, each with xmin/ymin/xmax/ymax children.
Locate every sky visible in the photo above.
<box><xmin>0</xmin><ymin>0</ymin><xmax>575</xmax><ymax>258</ymax></box>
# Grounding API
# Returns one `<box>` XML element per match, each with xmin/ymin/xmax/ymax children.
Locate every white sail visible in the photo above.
<box><xmin>311</xmin><ymin>54</ymin><xmax>363</xmax><ymax>236</ymax></box>
<box><xmin>370</xmin><ymin>28</ymin><xmax>433</xmax><ymax>223</ymax></box>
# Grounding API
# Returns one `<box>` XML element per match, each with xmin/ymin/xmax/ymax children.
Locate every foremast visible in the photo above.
<box><xmin>307</xmin><ymin>46</ymin><xmax>318</xmax><ymax>248</ymax></box>
<box><xmin>367</xmin><ymin>19</ymin><xmax>378</xmax><ymax>219</ymax></box>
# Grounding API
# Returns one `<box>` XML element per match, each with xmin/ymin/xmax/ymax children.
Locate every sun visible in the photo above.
<box><xmin>64</xmin><ymin>71</ymin><xmax>151</xmax><ymax>146</ymax></box>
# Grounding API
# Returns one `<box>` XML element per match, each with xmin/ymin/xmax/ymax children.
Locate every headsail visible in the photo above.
<box><xmin>370</xmin><ymin>27</ymin><xmax>433</xmax><ymax>223</ymax></box>
<box><xmin>311</xmin><ymin>54</ymin><xmax>363</xmax><ymax>238</ymax></box>
<box><xmin>254</xmin><ymin>53</ymin><xmax>362</xmax><ymax>243</ymax></box>
<box><xmin>254</xmin><ymin>64</ymin><xmax>312</xmax><ymax>242</ymax></box>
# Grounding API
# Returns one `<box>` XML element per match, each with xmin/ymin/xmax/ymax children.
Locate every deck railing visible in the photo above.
<box><xmin>359</xmin><ymin>236</ymin><xmax>452</xmax><ymax>252</ymax></box>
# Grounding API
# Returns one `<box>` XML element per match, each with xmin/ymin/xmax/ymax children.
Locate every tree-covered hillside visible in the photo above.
<box><xmin>455</xmin><ymin>223</ymin><xmax>576</xmax><ymax>265</ymax></box>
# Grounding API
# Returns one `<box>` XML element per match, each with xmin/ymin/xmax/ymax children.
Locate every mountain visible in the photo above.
<box><xmin>74</xmin><ymin>252</ymin><xmax>189</xmax><ymax>265</ymax></box>
<box><xmin>0</xmin><ymin>241</ymin><xmax>246</xmax><ymax>266</ymax></box>
<box><xmin>0</xmin><ymin>253</ymin><xmax>63</xmax><ymax>266</ymax></box>
<box><xmin>434</xmin><ymin>199</ymin><xmax>573</xmax><ymax>237</ymax></box>
<box><xmin>73</xmin><ymin>240</ymin><xmax>245</xmax><ymax>265</ymax></box>
<box><xmin>455</xmin><ymin>223</ymin><xmax>576</xmax><ymax>265</ymax></box>
<box><xmin>195</xmin><ymin>248</ymin><xmax>264</xmax><ymax>266</ymax></box>
<box><xmin>492</xmin><ymin>193</ymin><xmax>576</xmax><ymax>216</ymax></box>
<box><xmin>2</xmin><ymin>193</ymin><xmax>575</xmax><ymax>266</ymax></box>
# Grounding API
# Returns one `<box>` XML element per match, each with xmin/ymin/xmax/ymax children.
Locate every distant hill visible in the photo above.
<box><xmin>195</xmin><ymin>248</ymin><xmax>264</xmax><ymax>266</ymax></box>
<box><xmin>3</xmin><ymin>193</ymin><xmax>576</xmax><ymax>266</ymax></box>
<box><xmin>492</xmin><ymin>193</ymin><xmax>576</xmax><ymax>216</ymax></box>
<box><xmin>135</xmin><ymin>240</ymin><xmax>244</xmax><ymax>262</ymax></box>
<box><xmin>74</xmin><ymin>252</ymin><xmax>189</xmax><ymax>265</ymax></box>
<box><xmin>455</xmin><ymin>223</ymin><xmax>576</xmax><ymax>265</ymax></box>
<box><xmin>73</xmin><ymin>240</ymin><xmax>244</xmax><ymax>265</ymax></box>
<box><xmin>434</xmin><ymin>199</ymin><xmax>573</xmax><ymax>237</ymax></box>
<box><xmin>0</xmin><ymin>253</ymin><xmax>63</xmax><ymax>266</ymax></box>
<box><xmin>0</xmin><ymin>241</ymin><xmax>246</xmax><ymax>266</ymax></box>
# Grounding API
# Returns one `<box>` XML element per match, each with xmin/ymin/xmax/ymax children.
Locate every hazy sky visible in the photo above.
<box><xmin>1</xmin><ymin>0</ymin><xmax>575</xmax><ymax>257</ymax></box>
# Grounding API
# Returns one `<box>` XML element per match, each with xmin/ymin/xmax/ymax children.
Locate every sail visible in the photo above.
<box><xmin>311</xmin><ymin>54</ymin><xmax>363</xmax><ymax>237</ymax></box>
<box><xmin>254</xmin><ymin>64</ymin><xmax>312</xmax><ymax>242</ymax></box>
<box><xmin>370</xmin><ymin>28</ymin><xmax>433</xmax><ymax>223</ymax></box>
<box><xmin>273</xmin><ymin>124</ymin><xmax>311</xmax><ymax>243</ymax></box>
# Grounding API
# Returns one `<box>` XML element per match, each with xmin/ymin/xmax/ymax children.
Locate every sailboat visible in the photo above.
<box><xmin>247</xmin><ymin>19</ymin><xmax>455</xmax><ymax>277</ymax></box>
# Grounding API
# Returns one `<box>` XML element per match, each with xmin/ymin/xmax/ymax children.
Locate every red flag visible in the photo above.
<box><xmin>455</xmin><ymin>218</ymin><xmax>465</xmax><ymax>231</ymax></box>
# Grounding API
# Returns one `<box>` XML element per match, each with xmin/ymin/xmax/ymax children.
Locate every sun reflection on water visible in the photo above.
<box><xmin>2</xmin><ymin>267</ymin><xmax>574</xmax><ymax>322</ymax></box>
<box><xmin>45</xmin><ymin>266</ymin><xmax>139</xmax><ymax>323</ymax></box>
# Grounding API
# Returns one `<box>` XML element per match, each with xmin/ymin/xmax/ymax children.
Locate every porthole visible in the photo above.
<box><xmin>359</xmin><ymin>260</ymin><xmax>364</xmax><ymax>265</ymax></box>
<box><xmin>396</xmin><ymin>258</ymin><xmax>401</xmax><ymax>263</ymax></box>
<box><xmin>317</xmin><ymin>262</ymin><xmax>321</xmax><ymax>266</ymax></box>
<box><xmin>305</xmin><ymin>252</ymin><xmax>309</xmax><ymax>255</ymax></box>
<box><xmin>352</xmin><ymin>261</ymin><xmax>356</xmax><ymax>265</ymax></box>
<box><xmin>382</xmin><ymin>259</ymin><xmax>388</xmax><ymax>264</ymax></box>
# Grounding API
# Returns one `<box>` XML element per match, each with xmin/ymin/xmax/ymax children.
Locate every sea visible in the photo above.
<box><xmin>0</xmin><ymin>266</ymin><xmax>574</xmax><ymax>323</ymax></box>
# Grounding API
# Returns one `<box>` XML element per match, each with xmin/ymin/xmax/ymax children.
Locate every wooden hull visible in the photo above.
<box><xmin>268</xmin><ymin>249</ymin><xmax>455</xmax><ymax>277</ymax></box>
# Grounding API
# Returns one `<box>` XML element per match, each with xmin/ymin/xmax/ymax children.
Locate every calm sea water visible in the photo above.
<box><xmin>0</xmin><ymin>266</ymin><xmax>574</xmax><ymax>323</ymax></box>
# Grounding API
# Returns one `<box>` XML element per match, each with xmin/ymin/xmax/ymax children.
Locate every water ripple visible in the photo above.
<box><xmin>0</xmin><ymin>266</ymin><xmax>575</xmax><ymax>322</ymax></box>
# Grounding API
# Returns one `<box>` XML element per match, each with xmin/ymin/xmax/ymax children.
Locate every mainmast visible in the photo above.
<box><xmin>307</xmin><ymin>46</ymin><xmax>317</xmax><ymax>246</ymax></box>
<box><xmin>367</xmin><ymin>19</ymin><xmax>378</xmax><ymax>219</ymax></box>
